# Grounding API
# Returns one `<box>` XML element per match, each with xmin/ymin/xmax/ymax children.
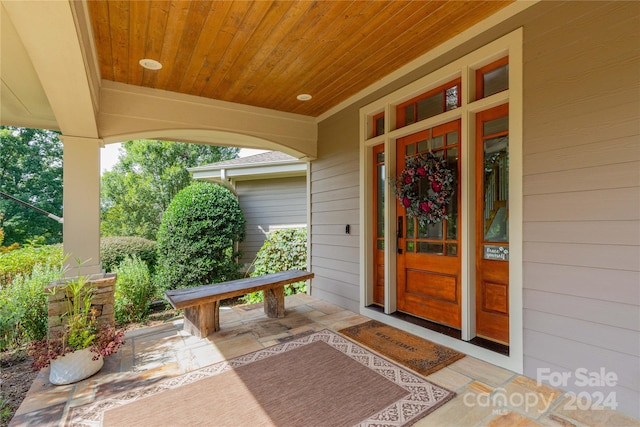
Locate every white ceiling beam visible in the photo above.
<box><xmin>2</xmin><ymin>0</ymin><xmax>98</xmax><ymax>138</ymax></box>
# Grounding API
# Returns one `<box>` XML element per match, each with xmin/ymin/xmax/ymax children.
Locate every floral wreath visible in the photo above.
<box><xmin>394</xmin><ymin>152</ymin><xmax>455</xmax><ymax>225</ymax></box>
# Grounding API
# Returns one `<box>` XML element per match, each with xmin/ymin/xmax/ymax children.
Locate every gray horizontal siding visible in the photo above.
<box><xmin>524</xmin><ymin>221</ymin><xmax>640</xmax><ymax>246</ymax></box>
<box><xmin>521</xmin><ymin>1</ymin><xmax>640</xmax><ymax>418</ymax></box>
<box><xmin>311</xmin><ymin>107</ymin><xmax>360</xmax><ymax>310</ymax></box>
<box><xmin>236</xmin><ymin>177</ymin><xmax>306</xmax><ymax>267</ymax></box>
<box><xmin>524</xmin><ymin>263</ymin><xmax>639</xmax><ymax>305</ymax></box>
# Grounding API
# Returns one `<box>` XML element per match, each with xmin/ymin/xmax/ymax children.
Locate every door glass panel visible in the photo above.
<box><xmin>406</xmin><ymin>143</ymin><xmax>416</xmax><ymax>156</ymax></box>
<box><xmin>406</xmin><ymin>241</ymin><xmax>415</xmax><ymax>252</ymax></box>
<box><xmin>427</xmin><ymin>222</ymin><xmax>443</xmax><ymax>239</ymax></box>
<box><xmin>483</xmin><ymin>64</ymin><xmax>509</xmax><ymax>98</ymax></box>
<box><xmin>418</xmin><ymin>242</ymin><xmax>443</xmax><ymax>254</ymax></box>
<box><xmin>446</xmin><ymin>131</ymin><xmax>458</xmax><ymax>145</ymax></box>
<box><xmin>483</xmin><ymin>135</ymin><xmax>509</xmax><ymax>243</ymax></box>
<box><xmin>432</xmin><ymin>135</ymin><xmax>444</xmax><ymax>149</ymax></box>
<box><xmin>417</xmin><ymin>139</ymin><xmax>429</xmax><ymax>153</ymax></box>
<box><xmin>376</xmin><ymin>164</ymin><xmax>385</xmax><ymax>237</ymax></box>
<box><xmin>377</xmin><ymin>152</ymin><xmax>385</xmax><ymax>163</ymax></box>
<box><xmin>417</xmin><ymin>92</ymin><xmax>444</xmax><ymax>121</ymax></box>
<box><xmin>483</xmin><ymin>116</ymin><xmax>508</xmax><ymax>135</ymax></box>
<box><xmin>405</xmin><ymin>105</ymin><xmax>415</xmax><ymax>125</ymax></box>
<box><xmin>418</xmin><ymin>221</ymin><xmax>428</xmax><ymax>238</ymax></box>
<box><xmin>377</xmin><ymin>240</ymin><xmax>385</xmax><ymax>249</ymax></box>
<box><xmin>406</xmin><ymin>217</ymin><xmax>415</xmax><ymax>238</ymax></box>
<box><xmin>446</xmin><ymin>244</ymin><xmax>458</xmax><ymax>256</ymax></box>
<box><xmin>418</xmin><ymin>221</ymin><xmax>442</xmax><ymax>239</ymax></box>
<box><xmin>446</xmin><ymin>147</ymin><xmax>458</xmax><ymax>240</ymax></box>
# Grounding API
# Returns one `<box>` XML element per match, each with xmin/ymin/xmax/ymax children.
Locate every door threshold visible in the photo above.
<box><xmin>365</xmin><ymin>305</ymin><xmax>509</xmax><ymax>356</ymax></box>
<box><xmin>469</xmin><ymin>336</ymin><xmax>509</xmax><ymax>356</ymax></box>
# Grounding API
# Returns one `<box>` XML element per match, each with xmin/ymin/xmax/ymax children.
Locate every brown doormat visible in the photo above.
<box><xmin>67</xmin><ymin>330</ymin><xmax>454</xmax><ymax>427</ymax></box>
<box><xmin>339</xmin><ymin>320</ymin><xmax>465</xmax><ymax>377</ymax></box>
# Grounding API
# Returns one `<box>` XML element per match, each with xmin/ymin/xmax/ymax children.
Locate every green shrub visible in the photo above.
<box><xmin>101</xmin><ymin>236</ymin><xmax>157</xmax><ymax>273</ymax></box>
<box><xmin>114</xmin><ymin>256</ymin><xmax>157</xmax><ymax>324</ymax></box>
<box><xmin>0</xmin><ymin>263</ymin><xmax>60</xmax><ymax>351</ymax></box>
<box><xmin>0</xmin><ymin>244</ymin><xmax>63</xmax><ymax>288</ymax></box>
<box><xmin>242</xmin><ymin>228</ymin><xmax>308</xmax><ymax>304</ymax></box>
<box><xmin>155</xmin><ymin>182</ymin><xmax>245</xmax><ymax>291</ymax></box>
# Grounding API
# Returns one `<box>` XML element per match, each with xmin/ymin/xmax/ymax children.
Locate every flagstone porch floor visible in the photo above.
<box><xmin>11</xmin><ymin>293</ymin><xmax>637</xmax><ymax>427</ymax></box>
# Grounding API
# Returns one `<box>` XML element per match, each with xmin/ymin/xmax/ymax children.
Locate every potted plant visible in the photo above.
<box><xmin>28</xmin><ymin>272</ymin><xmax>125</xmax><ymax>385</ymax></box>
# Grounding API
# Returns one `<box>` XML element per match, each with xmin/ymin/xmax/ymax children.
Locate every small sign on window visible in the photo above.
<box><xmin>484</xmin><ymin>245</ymin><xmax>509</xmax><ymax>261</ymax></box>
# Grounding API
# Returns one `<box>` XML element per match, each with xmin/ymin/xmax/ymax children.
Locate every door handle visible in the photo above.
<box><xmin>397</xmin><ymin>216</ymin><xmax>403</xmax><ymax>254</ymax></box>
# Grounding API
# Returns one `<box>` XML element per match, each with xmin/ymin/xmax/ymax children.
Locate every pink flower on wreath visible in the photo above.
<box><xmin>416</xmin><ymin>167</ymin><xmax>426</xmax><ymax>177</ymax></box>
<box><xmin>432</xmin><ymin>181</ymin><xmax>443</xmax><ymax>193</ymax></box>
<box><xmin>404</xmin><ymin>175</ymin><xmax>413</xmax><ymax>184</ymax></box>
<box><xmin>407</xmin><ymin>168</ymin><xmax>415</xmax><ymax>176</ymax></box>
<box><xmin>420</xmin><ymin>201</ymin><xmax>430</xmax><ymax>212</ymax></box>
<box><xmin>403</xmin><ymin>197</ymin><xmax>411</xmax><ymax>207</ymax></box>
<box><xmin>437</xmin><ymin>196</ymin><xmax>445</xmax><ymax>204</ymax></box>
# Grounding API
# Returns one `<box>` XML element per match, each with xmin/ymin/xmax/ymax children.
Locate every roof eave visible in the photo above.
<box><xmin>190</xmin><ymin>162</ymin><xmax>307</xmax><ymax>182</ymax></box>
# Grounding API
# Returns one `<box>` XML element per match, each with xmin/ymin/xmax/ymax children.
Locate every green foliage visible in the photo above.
<box><xmin>0</xmin><ymin>263</ymin><xmax>59</xmax><ymax>351</ymax></box>
<box><xmin>0</xmin><ymin>127</ymin><xmax>63</xmax><ymax>245</ymax></box>
<box><xmin>101</xmin><ymin>139</ymin><xmax>239</xmax><ymax>240</ymax></box>
<box><xmin>242</xmin><ymin>228</ymin><xmax>308</xmax><ymax>304</ymax></box>
<box><xmin>156</xmin><ymin>182</ymin><xmax>245</xmax><ymax>291</ymax></box>
<box><xmin>114</xmin><ymin>256</ymin><xmax>158</xmax><ymax>323</ymax></box>
<box><xmin>58</xmin><ymin>274</ymin><xmax>97</xmax><ymax>351</ymax></box>
<box><xmin>0</xmin><ymin>244</ymin><xmax>64</xmax><ymax>288</ymax></box>
<box><xmin>1</xmin><ymin>397</ymin><xmax>12</xmax><ymax>423</ymax></box>
<box><xmin>100</xmin><ymin>236</ymin><xmax>157</xmax><ymax>273</ymax></box>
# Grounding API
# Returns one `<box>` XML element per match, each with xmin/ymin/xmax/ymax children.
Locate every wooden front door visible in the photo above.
<box><xmin>396</xmin><ymin>120</ymin><xmax>461</xmax><ymax>328</ymax></box>
<box><xmin>475</xmin><ymin>104</ymin><xmax>510</xmax><ymax>344</ymax></box>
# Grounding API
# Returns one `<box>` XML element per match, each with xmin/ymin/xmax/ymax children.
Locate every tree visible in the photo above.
<box><xmin>100</xmin><ymin>140</ymin><xmax>238</xmax><ymax>240</ymax></box>
<box><xmin>155</xmin><ymin>182</ymin><xmax>245</xmax><ymax>291</ymax></box>
<box><xmin>0</xmin><ymin>127</ymin><xmax>63</xmax><ymax>245</ymax></box>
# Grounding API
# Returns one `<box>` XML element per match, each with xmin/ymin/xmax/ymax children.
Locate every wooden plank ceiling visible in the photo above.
<box><xmin>88</xmin><ymin>0</ymin><xmax>512</xmax><ymax>117</ymax></box>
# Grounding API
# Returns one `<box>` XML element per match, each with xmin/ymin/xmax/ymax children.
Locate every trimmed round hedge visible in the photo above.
<box><xmin>100</xmin><ymin>236</ymin><xmax>157</xmax><ymax>273</ymax></box>
<box><xmin>155</xmin><ymin>182</ymin><xmax>245</xmax><ymax>291</ymax></box>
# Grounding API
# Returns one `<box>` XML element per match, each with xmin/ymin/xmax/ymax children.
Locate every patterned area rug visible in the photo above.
<box><xmin>339</xmin><ymin>320</ymin><xmax>465</xmax><ymax>377</ymax></box>
<box><xmin>67</xmin><ymin>329</ymin><xmax>454</xmax><ymax>427</ymax></box>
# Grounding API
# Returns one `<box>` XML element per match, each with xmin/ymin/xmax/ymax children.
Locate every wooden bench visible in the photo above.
<box><xmin>165</xmin><ymin>270</ymin><xmax>314</xmax><ymax>338</ymax></box>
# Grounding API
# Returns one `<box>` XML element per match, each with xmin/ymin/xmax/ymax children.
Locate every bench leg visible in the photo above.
<box><xmin>264</xmin><ymin>287</ymin><xmax>285</xmax><ymax>318</ymax></box>
<box><xmin>183</xmin><ymin>301</ymin><xmax>220</xmax><ymax>338</ymax></box>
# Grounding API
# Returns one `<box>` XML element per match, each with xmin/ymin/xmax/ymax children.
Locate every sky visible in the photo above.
<box><xmin>100</xmin><ymin>143</ymin><xmax>266</xmax><ymax>174</ymax></box>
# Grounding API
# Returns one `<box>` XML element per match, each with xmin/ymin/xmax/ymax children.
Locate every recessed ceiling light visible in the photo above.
<box><xmin>297</xmin><ymin>94</ymin><xmax>312</xmax><ymax>101</ymax></box>
<box><xmin>139</xmin><ymin>59</ymin><xmax>163</xmax><ymax>70</ymax></box>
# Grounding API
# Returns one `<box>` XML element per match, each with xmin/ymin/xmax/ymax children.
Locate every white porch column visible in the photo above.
<box><xmin>61</xmin><ymin>136</ymin><xmax>102</xmax><ymax>275</ymax></box>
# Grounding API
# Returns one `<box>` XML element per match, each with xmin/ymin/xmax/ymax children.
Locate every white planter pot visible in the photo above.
<box><xmin>49</xmin><ymin>348</ymin><xmax>104</xmax><ymax>385</ymax></box>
